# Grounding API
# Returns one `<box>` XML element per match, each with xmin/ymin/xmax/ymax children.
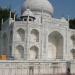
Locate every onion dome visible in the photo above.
<box><xmin>21</xmin><ymin>0</ymin><xmax>54</xmax><ymax>15</ymax></box>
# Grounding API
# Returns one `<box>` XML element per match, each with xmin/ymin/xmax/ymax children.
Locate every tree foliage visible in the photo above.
<box><xmin>0</xmin><ymin>6</ymin><xmax>75</xmax><ymax>31</ymax></box>
<box><xmin>0</xmin><ymin>7</ymin><xmax>16</xmax><ymax>30</ymax></box>
<box><xmin>69</xmin><ymin>19</ymin><xmax>75</xmax><ymax>29</ymax></box>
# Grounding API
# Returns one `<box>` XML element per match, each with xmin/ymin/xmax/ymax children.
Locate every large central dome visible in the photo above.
<box><xmin>21</xmin><ymin>0</ymin><xmax>54</xmax><ymax>15</ymax></box>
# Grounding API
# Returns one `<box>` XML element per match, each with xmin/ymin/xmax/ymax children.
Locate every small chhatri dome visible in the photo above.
<box><xmin>21</xmin><ymin>9</ymin><xmax>35</xmax><ymax>21</ymax></box>
<box><xmin>21</xmin><ymin>0</ymin><xmax>54</xmax><ymax>15</ymax></box>
<box><xmin>21</xmin><ymin>9</ymin><xmax>35</xmax><ymax>17</ymax></box>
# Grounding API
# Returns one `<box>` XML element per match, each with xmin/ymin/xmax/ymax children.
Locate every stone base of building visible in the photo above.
<box><xmin>0</xmin><ymin>60</ymin><xmax>74</xmax><ymax>75</ymax></box>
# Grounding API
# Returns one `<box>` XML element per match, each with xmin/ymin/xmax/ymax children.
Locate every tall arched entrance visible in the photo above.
<box><xmin>48</xmin><ymin>31</ymin><xmax>63</xmax><ymax>59</ymax></box>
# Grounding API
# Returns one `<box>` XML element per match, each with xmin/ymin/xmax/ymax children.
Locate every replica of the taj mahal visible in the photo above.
<box><xmin>0</xmin><ymin>0</ymin><xmax>75</xmax><ymax>75</ymax></box>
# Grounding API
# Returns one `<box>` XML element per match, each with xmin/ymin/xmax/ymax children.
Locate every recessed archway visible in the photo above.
<box><xmin>17</xmin><ymin>28</ymin><xmax>25</xmax><ymax>42</ymax></box>
<box><xmin>31</xmin><ymin>29</ymin><xmax>39</xmax><ymax>42</ymax></box>
<box><xmin>30</xmin><ymin>46</ymin><xmax>39</xmax><ymax>60</ymax></box>
<box><xmin>71</xmin><ymin>34</ymin><xmax>75</xmax><ymax>59</ymax></box>
<box><xmin>15</xmin><ymin>45</ymin><xmax>24</xmax><ymax>59</ymax></box>
<box><xmin>48</xmin><ymin>31</ymin><xmax>63</xmax><ymax>59</ymax></box>
<box><xmin>71</xmin><ymin>35</ymin><xmax>75</xmax><ymax>47</ymax></box>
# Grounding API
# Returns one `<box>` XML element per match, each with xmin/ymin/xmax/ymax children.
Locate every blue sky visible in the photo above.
<box><xmin>0</xmin><ymin>0</ymin><xmax>75</xmax><ymax>19</ymax></box>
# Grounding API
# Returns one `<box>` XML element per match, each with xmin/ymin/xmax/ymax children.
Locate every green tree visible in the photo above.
<box><xmin>0</xmin><ymin>7</ymin><xmax>18</xmax><ymax>31</ymax></box>
<box><xmin>69</xmin><ymin>19</ymin><xmax>75</xmax><ymax>29</ymax></box>
<box><xmin>0</xmin><ymin>6</ymin><xmax>75</xmax><ymax>30</ymax></box>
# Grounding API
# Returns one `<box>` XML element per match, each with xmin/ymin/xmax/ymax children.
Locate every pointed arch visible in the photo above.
<box><xmin>31</xmin><ymin>29</ymin><xmax>39</xmax><ymax>42</ymax></box>
<box><xmin>30</xmin><ymin>46</ymin><xmax>39</xmax><ymax>60</ymax></box>
<box><xmin>48</xmin><ymin>31</ymin><xmax>64</xmax><ymax>59</ymax></box>
<box><xmin>71</xmin><ymin>35</ymin><xmax>75</xmax><ymax>47</ymax></box>
<box><xmin>15</xmin><ymin>45</ymin><xmax>24</xmax><ymax>59</ymax></box>
<box><xmin>71</xmin><ymin>34</ymin><xmax>75</xmax><ymax>59</ymax></box>
<box><xmin>17</xmin><ymin>28</ymin><xmax>25</xmax><ymax>41</ymax></box>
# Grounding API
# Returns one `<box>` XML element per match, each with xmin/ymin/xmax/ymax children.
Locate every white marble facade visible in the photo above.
<box><xmin>0</xmin><ymin>0</ymin><xmax>75</xmax><ymax>74</ymax></box>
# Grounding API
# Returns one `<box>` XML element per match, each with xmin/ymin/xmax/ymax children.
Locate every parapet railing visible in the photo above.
<box><xmin>0</xmin><ymin>60</ymin><xmax>73</xmax><ymax>75</ymax></box>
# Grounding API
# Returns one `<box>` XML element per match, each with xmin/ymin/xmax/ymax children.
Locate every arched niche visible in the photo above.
<box><xmin>71</xmin><ymin>35</ymin><xmax>75</xmax><ymax>59</ymax></box>
<box><xmin>30</xmin><ymin>46</ymin><xmax>39</xmax><ymax>60</ymax></box>
<box><xmin>3</xmin><ymin>33</ymin><xmax>8</xmax><ymax>55</ymax></box>
<box><xmin>31</xmin><ymin>29</ymin><xmax>39</xmax><ymax>42</ymax></box>
<box><xmin>48</xmin><ymin>31</ymin><xmax>63</xmax><ymax>59</ymax></box>
<box><xmin>71</xmin><ymin>35</ymin><xmax>75</xmax><ymax>47</ymax></box>
<box><xmin>17</xmin><ymin>28</ymin><xmax>25</xmax><ymax>42</ymax></box>
<box><xmin>15</xmin><ymin>45</ymin><xmax>24</xmax><ymax>59</ymax></box>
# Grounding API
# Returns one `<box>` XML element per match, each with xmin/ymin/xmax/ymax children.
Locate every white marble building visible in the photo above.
<box><xmin>0</xmin><ymin>0</ymin><xmax>75</xmax><ymax>75</ymax></box>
